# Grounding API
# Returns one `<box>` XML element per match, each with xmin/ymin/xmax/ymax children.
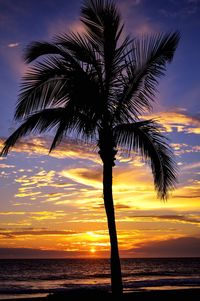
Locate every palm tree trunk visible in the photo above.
<box><xmin>103</xmin><ymin>159</ymin><xmax>123</xmax><ymax>296</ymax></box>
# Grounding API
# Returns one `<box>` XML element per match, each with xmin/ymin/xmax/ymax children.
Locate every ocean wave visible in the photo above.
<box><xmin>1</xmin><ymin>258</ymin><xmax>200</xmax><ymax>296</ymax></box>
<box><xmin>0</xmin><ymin>284</ymin><xmax>110</xmax><ymax>295</ymax></box>
<box><xmin>1</xmin><ymin>277</ymin><xmax>200</xmax><ymax>295</ymax></box>
<box><xmin>124</xmin><ymin>277</ymin><xmax>200</xmax><ymax>288</ymax></box>
<box><xmin>0</xmin><ymin>270</ymin><xmax>198</xmax><ymax>282</ymax></box>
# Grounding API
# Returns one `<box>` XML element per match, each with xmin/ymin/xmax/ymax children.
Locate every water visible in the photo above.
<box><xmin>0</xmin><ymin>258</ymin><xmax>200</xmax><ymax>299</ymax></box>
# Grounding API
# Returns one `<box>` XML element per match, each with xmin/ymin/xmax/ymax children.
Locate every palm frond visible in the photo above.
<box><xmin>1</xmin><ymin>1</ymin><xmax>180</xmax><ymax>203</ymax></box>
<box><xmin>49</xmin><ymin>128</ymin><xmax>63</xmax><ymax>155</ymax></box>
<box><xmin>24</xmin><ymin>41</ymin><xmax>67</xmax><ymax>63</ymax></box>
<box><xmin>15</xmin><ymin>57</ymin><xmax>69</xmax><ymax>120</ymax></box>
<box><xmin>81</xmin><ymin>0</ymin><xmax>125</xmax><ymax>94</ymax></box>
<box><xmin>48</xmin><ymin>106</ymin><xmax>98</xmax><ymax>152</ymax></box>
<box><xmin>54</xmin><ymin>32</ymin><xmax>99</xmax><ymax>65</ymax></box>
<box><xmin>16</xmin><ymin>51</ymin><xmax>104</xmax><ymax>122</ymax></box>
<box><xmin>54</xmin><ymin>32</ymin><xmax>103</xmax><ymax>87</ymax></box>
<box><xmin>114</xmin><ymin>120</ymin><xmax>177</xmax><ymax>199</ymax></box>
<box><xmin>81</xmin><ymin>0</ymin><xmax>122</xmax><ymax>47</ymax></box>
<box><xmin>115</xmin><ymin>32</ymin><xmax>180</xmax><ymax>120</ymax></box>
<box><xmin>1</xmin><ymin>108</ymin><xmax>65</xmax><ymax>156</ymax></box>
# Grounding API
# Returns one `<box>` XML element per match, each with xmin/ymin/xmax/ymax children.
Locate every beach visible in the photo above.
<box><xmin>2</xmin><ymin>288</ymin><xmax>200</xmax><ymax>301</ymax></box>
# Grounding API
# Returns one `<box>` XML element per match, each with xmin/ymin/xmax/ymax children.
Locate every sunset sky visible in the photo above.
<box><xmin>0</xmin><ymin>0</ymin><xmax>200</xmax><ymax>258</ymax></box>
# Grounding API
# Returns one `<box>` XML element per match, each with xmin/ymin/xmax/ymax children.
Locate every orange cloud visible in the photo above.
<box><xmin>60</xmin><ymin>167</ymin><xmax>102</xmax><ymax>189</ymax></box>
<box><xmin>0</xmin><ymin>137</ymin><xmax>99</xmax><ymax>163</ymax></box>
<box><xmin>171</xmin><ymin>143</ymin><xmax>200</xmax><ymax>153</ymax></box>
<box><xmin>144</xmin><ymin>111</ymin><xmax>200</xmax><ymax>134</ymax></box>
<box><xmin>2</xmin><ymin>235</ymin><xmax>200</xmax><ymax>258</ymax></box>
<box><xmin>0</xmin><ymin>211</ymin><xmax>26</xmax><ymax>216</ymax></box>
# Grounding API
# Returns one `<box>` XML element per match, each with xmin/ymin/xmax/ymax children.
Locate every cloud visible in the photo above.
<box><xmin>29</xmin><ymin>211</ymin><xmax>67</xmax><ymax>221</ymax></box>
<box><xmin>60</xmin><ymin>164</ymin><xmax>152</xmax><ymax>191</ymax></box>
<box><xmin>13</xmin><ymin>166</ymin><xmax>102</xmax><ymax>206</ymax></box>
<box><xmin>47</xmin><ymin>17</ymin><xmax>85</xmax><ymax>38</ymax></box>
<box><xmin>181</xmin><ymin>162</ymin><xmax>200</xmax><ymax>171</ymax></box>
<box><xmin>172</xmin><ymin>180</ymin><xmax>200</xmax><ymax>205</ymax></box>
<box><xmin>12</xmin><ymin>169</ymin><xmax>61</xmax><ymax>201</ymax></box>
<box><xmin>0</xmin><ymin>211</ymin><xmax>26</xmax><ymax>216</ymax></box>
<box><xmin>174</xmin><ymin>193</ymin><xmax>200</xmax><ymax>199</ymax></box>
<box><xmin>118</xmin><ymin>0</ymin><xmax>159</xmax><ymax>36</ymax></box>
<box><xmin>0</xmin><ymin>113</ymin><xmax>199</xmax><ymax>212</ymax></box>
<box><xmin>187</xmin><ymin>128</ymin><xmax>200</xmax><ymax>134</ymax></box>
<box><xmin>0</xmin><ymin>137</ymin><xmax>99</xmax><ymax>163</ymax></box>
<box><xmin>0</xmin><ymin>163</ymin><xmax>15</xmax><ymax>168</ymax></box>
<box><xmin>2</xmin><ymin>236</ymin><xmax>200</xmax><ymax>258</ymax></box>
<box><xmin>60</xmin><ymin>167</ymin><xmax>102</xmax><ymax>189</ymax></box>
<box><xmin>7</xmin><ymin>42</ymin><xmax>19</xmax><ymax>48</ymax></box>
<box><xmin>58</xmin><ymin>160</ymin><xmax>179</xmax><ymax>214</ymax></box>
<box><xmin>0</xmin><ymin>229</ymin><xmax>77</xmax><ymax>238</ymax></box>
<box><xmin>94</xmin><ymin>203</ymin><xmax>132</xmax><ymax>211</ymax></box>
<box><xmin>15</xmin><ymin>170</ymin><xmax>56</xmax><ymax>188</ymax></box>
<box><xmin>69</xmin><ymin>20</ymin><xmax>85</xmax><ymax>34</ymax></box>
<box><xmin>119</xmin><ymin>0</ymin><xmax>142</xmax><ymax>6</ymax></box>
<box><xmin>15</xmin><ymin>191</ymin><xmax>42</xmax><ymax>198</ymax></box>
<box><xmin>60</xmin><ymin>163</ymin><xmax>157</xmax><ymax>208</ymax></box>
<box><xmin>1</xmin><ymin>42</ymin><xmax>27</xmax><ymax>77</ymax></box>
<box><xmin>171</xmin><ymin>143</ymin><xmax>200</xmax><ymax>156</ymax></box>
<box><xmin>129</xmin><ymin>214</ymin><xmax>200</xmax><ymax>226</ymax></box>
<box><xmin>2</xmin><ymin>110</ymin><xmax>199</xmax><ymax>166</ymax></box>
<box><xmin>0</xmin><ymin>247</ymin><xmax>80</xmax><ymax>259</ymax></box>
<box><xmin>129</xmin><ymin>236</ymin><xmax>200</xmax><ymax>257</ymax></box>
<box><xmin>1</xmin><ymin>135</ymin><xmax>146</xmax><ymax>171</ymax></box>
<box><xmin>0</xmin><ymin>210</ymin><xmax>67</xmax><ymax>220</ymax></box>
<box><xmin>113</xmin><ymin>204</ymin><xmax>132</xmax><ymax>210</ymax></box>
<box><xmin>144</xmin><ymin>110</ymin><xmax>200</xmax><ymax>134</ymax></box>
<box><xmin>159</xmin><ymin>0</ymin><xmax>200</xmax><ymax>18</ymax></box>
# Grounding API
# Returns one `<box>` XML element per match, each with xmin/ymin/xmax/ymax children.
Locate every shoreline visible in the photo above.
<box><xmin>1</xmin><ymin>287</ymin><xmax>200</xmax><ymax>301</ymax></box>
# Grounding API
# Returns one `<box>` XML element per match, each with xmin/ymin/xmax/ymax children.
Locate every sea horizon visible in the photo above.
<box><xmin>1</xmin><ymin>256</ymin><xmax>200</xmax><ymax>259</ymax></box>
<box><xmin>0</xmin><ymin>257</ymin><xmax>200</xmax><ymax>299</ymax></box>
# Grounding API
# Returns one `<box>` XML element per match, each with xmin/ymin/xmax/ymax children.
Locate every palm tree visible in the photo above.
<box><xmin>1</xmin><ymin>0</ymin><xmax>179</xmax><ymax>296</ymax></box>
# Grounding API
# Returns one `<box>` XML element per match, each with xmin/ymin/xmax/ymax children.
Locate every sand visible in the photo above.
<box><xmin>2</xmin><ymin>288</ymin><xmax>200</xmax><ymax>301</ymax></box>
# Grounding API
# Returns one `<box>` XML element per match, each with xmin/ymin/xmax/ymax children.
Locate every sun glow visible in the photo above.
<box><xmin>90</xmin><ymin>248</ymin><xmax>96</xmax><ymax>253</ymax></box>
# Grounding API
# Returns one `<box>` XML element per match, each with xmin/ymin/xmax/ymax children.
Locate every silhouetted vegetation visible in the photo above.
<box><xmin>1</xmin><ymin>0</ymin><xmax>179</xmax><ymax>296</ymax></box>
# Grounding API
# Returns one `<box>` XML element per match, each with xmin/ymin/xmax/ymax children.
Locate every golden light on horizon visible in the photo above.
<box><xmin>90</xmin><ymin>248</ymin><xmax>96</xmax><ymax>254</ymax></box>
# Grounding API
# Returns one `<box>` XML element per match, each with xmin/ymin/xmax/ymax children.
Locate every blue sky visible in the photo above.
<box><xmin>0</xmin><ymin>0</ymin><xmax>200</xmax><ymax>258</ymax></box>
<box><xmin>1</xmin><ymin>0</ymin><xmax>200</xmax><ymax>134</ymax></box>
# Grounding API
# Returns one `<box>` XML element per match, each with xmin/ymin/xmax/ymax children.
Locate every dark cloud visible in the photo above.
<box><xmin>129</xmin><ymin>237</ymin><xmax>200</xmax><ymax>257</ymax></box>
<box><xmin>154</xmin><ymin>214</ymin><xmax>200</xmax><ymax>225</ymax></box>
<box><xmin>78</xmin><ymin>168</ymin><xmax>102</xmax><ymax>182</ymax></box>
<box><xmin>0</xmin><ymin>248</ymin><xmax>76</xmax><ymax>259</ymax></box>
<box><xmin>0</xmin><ymin>247</ymin><xmax>109</xmax><ymax>259</ymax></box>
<box><xmin>174</xmin><ymin>195</ymin><xmax>200</xmax><ymax>199</ymax></box>
<box><xmin>0</xmin><ymin>230</ymin><xmax>77</xmax><ymax>238</ymax></box>
<box><xmin>115</xmin><ymin>204</ymin><xmax>131</xmax><ymax>210</ymax></box>
<box><xmin>129</xmin><ymin>214</ymin><xmax>200</xmax><ymax>225</ymax></box>
<box><xmin>94</xmin><ymin>203</ymin><xmax>131</xmax><ymax>210</ymax></box>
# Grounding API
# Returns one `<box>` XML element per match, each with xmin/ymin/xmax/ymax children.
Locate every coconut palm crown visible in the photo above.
<box><xmin>1</xmin><ymin>0</ymin><xmax>179</xmax><ymax>296</ymax></box>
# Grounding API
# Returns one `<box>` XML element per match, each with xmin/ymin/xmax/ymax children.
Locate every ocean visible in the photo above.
<box><xmin>0</xmin><ymin>258</ymin><xmax>200</xmax><ymax>299</ymax></box>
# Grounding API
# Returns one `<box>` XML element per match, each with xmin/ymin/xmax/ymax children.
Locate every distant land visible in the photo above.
<box><xmin>1</xmin><ymin>236</ymin><xmax>200</xmax><ymax>258</ymax></box>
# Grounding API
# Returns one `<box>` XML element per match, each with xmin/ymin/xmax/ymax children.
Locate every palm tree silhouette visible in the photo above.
<box><xmin>1</xmin><ymin>0</ymin><xmax>179</xmax><ymax>296</ymax></box>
